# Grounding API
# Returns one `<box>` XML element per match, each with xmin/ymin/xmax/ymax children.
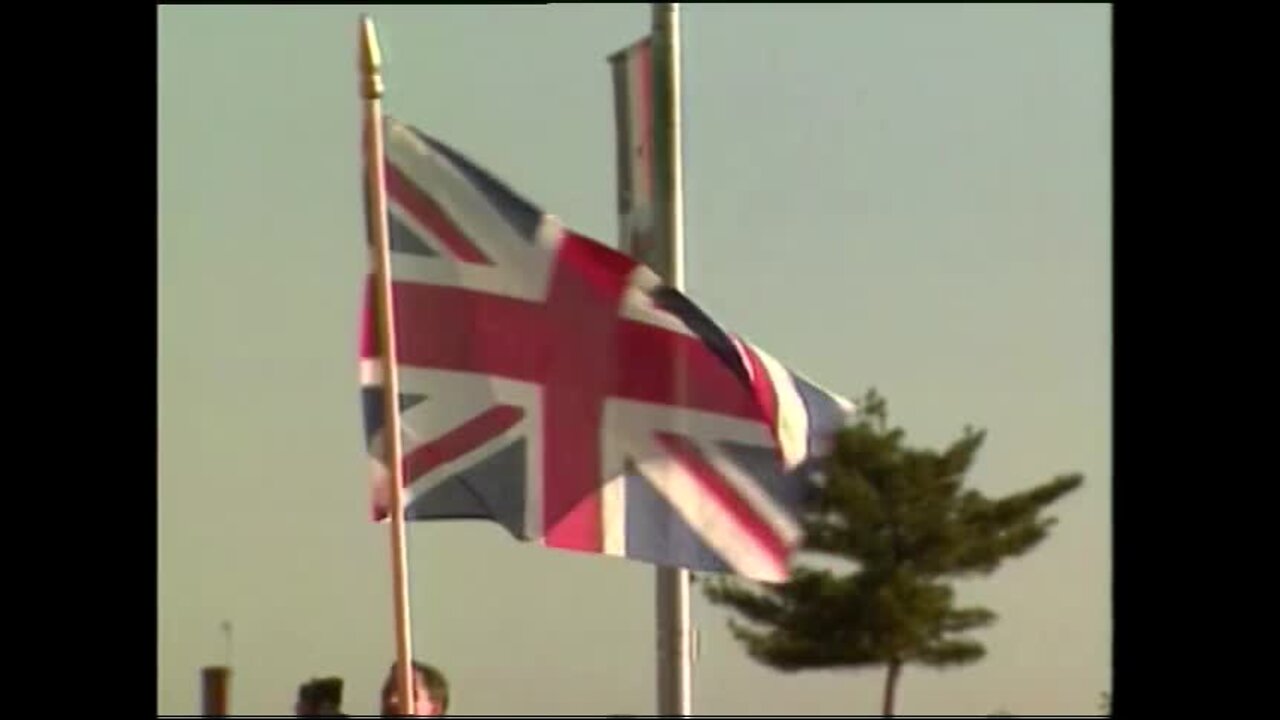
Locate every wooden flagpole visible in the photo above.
<box><xmin>358</xmin><ymin>15</ymin><xmax>417</xmax><ymax>715</ymax></box>
<box><xmin>650</xmin><ymin>3</ymin><xmax>693</xmax><ymax>716</ymax></box>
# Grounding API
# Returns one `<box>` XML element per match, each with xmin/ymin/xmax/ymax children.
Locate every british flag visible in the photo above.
<box><xmin>359</xmin><ymin>115</ymin><xmax>852</xmax><ymax>583</ymax></box>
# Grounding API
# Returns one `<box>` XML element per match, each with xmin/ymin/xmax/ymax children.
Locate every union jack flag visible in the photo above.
<box><xmin>359</xmin><ymin>115</ymin><xmax>852</xmax><ymax>583</ymax></box>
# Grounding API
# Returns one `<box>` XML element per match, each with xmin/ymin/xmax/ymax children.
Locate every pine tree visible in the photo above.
<box><xmin>702</xmin><ymin>390</ymin><xmax>1083</xmax><ymax>717</ymax></box>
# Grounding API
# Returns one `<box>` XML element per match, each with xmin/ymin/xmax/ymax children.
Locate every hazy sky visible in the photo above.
<box><xmin>158</xmin><ymin>4</ymin><xmax>1110</xmax><ymax>716</ymax></box>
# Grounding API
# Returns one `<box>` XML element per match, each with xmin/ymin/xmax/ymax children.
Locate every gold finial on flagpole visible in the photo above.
<box><xmin>359</xmin><ymin>14</ymin><xmax>384</xmax><ymax>100</ymax></box>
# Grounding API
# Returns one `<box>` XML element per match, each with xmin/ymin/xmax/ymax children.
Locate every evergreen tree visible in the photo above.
<box><xmin>703</xmin><ymin>390</ymin><xmax>1083</xmax><ymax>717</ymax></box>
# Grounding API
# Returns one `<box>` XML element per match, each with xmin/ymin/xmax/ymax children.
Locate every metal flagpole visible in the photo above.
<box><xmin>358</xmin><ymin>15</ymin><xmax>417</xmax><ymax>714</ymax></box>
<box><xmin>608</xmin><ymin>3</ymin><xmax>693</xmax><ymax>715</ymax></box>
<box><xmin>650</xmin><ymin>3</ymin><xmax>692</xmax><ymax>716</ymax></box>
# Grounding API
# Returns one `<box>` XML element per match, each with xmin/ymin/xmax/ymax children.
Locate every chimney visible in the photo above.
<box><xmin>201</xmin><ymin>665</ymin><xmax>231</xmax><ymax>716</ymax></box>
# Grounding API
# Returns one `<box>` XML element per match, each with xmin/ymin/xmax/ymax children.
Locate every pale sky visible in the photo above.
<box><xmin>158</xmin><ymin>4</ymin><xmax>1111</xmax><ymax>716</ymax></box>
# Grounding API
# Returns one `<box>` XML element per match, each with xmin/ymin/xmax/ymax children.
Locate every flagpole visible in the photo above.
<box><xmin>651</xmin><ymin>3</ymin><xmax>692</xmax><ymax>716</ymax></box>
<box><xmin>358</xmin><ymin>15</ymin><xmax>417</xmax><ymax>714</ymax></box>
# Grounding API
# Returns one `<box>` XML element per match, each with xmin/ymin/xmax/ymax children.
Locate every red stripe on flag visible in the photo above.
<box><xmin>402</xmin><ymin>405</ymin><xmax>524</xmax><ymax>482</ymax></box>
<box><xmin>359</xmin><ymin>275</ymin><xmax>381</xmax><ymax>360</ymax></box>
<box><xmin>735</xmin><ymin>340</ymin><xmax>780</xmax><ymax>438</ymax></box>
<box><xmin>613</xmin><ymin>323</ymin><xmax>764</xmax><ymax>419</ymax></box>
<box><xmin>386</xmin><ymin>281</ymin><xmax>764</xmax><ymax>419</ymax></box>
<box><xmin>385</xmin><ymin>162</ymin><xmax>492</xmax><ymax>265</ymax></box>
<box><xmin>539</xmin><ymin>233</ymin><xmax>637</xmax><ymax>553</ymax></box>
<box><xmin>654</xmin><ymin>432</ymin><xmax>789</xmax><ymax>579</ymax></box>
